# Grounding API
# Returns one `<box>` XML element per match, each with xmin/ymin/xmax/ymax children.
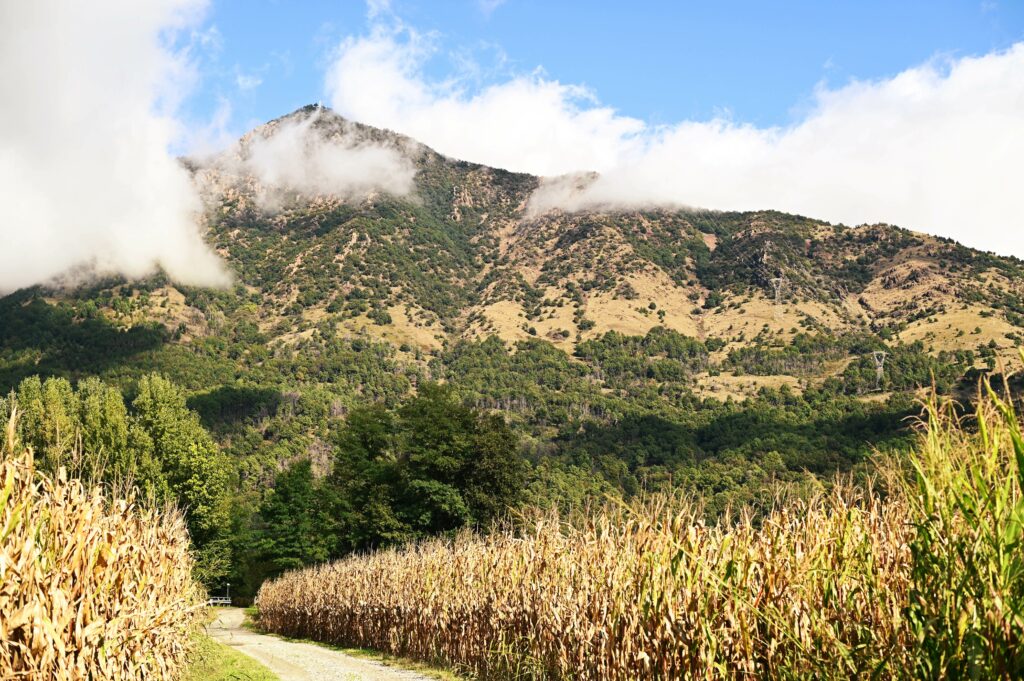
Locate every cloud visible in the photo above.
<box><xmin>236</xmin><ymin>72</ymin><xmax>263</xmax><ymax>91</ymax></box>
<box><xmin>325</xmin><ymin>19</ymin><xmax>1024</xmax><ymax>259</ymax></box>
<box><xmin>325</xmin><ymin>24</ymin><xmax>644</xmax><ymax>177</ymax></box>
<box><xmin>183</xmin><ymin>97</ymin><xmax>238</xmax><ymax>157</ymax></box>
<box><xmin>211</xmin><ymin>108</ymin><xmax>416</xmax><ymax>208</ymax></box>
<box><xmin>531</xmin><ymin>46</ymin><xmax>1024</xmax><ymax>260</ymax></box>
<box><xmin>0</xmin><ymin>0</ymin><xmax>229</xmax><ymax>294</ymax></box>
<box><xmin>366</xmin><ymin>0</ymin><xmax>392</xmax><ymax>21</ymax></box>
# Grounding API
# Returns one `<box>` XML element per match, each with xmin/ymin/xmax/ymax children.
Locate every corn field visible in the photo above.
<box><xmin>0</xmin><ymin>412</ymin><xmax>203</xmax><ymax>680</ymax></box>
<box><xmin>258</xmin><ymin>378</ymin><xmax>1024</xmax><ymax>679</ymax></box>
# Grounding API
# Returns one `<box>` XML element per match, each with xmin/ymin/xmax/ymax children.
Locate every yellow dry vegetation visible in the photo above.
<box><xmin>0</xmin><ymin>415</ymin><xmax>203</xmax><ymax>680</ymax></box>
<box><xmin>257</xmin><ymin>488</ymin><xmax>912</xmax><ymax>679</ymax></box>
<box><xmin>472</xmin><ymin>300</ymin><xmax>532</xmax><ymax>343</ymax></box>
<box><xmin>300</xmin><ymin>305</ymin><xmax>330</xmax><ymax>325</ymax></box>
<box><xmin>582</xmin><ymin>270</ymin><xmax>701</xmax><ymax>339</ymax></box>
<box><xmin>694</xmin><ymin>372</ymin><xmax>802</xmax><ymax>400</ymax></box>
<box><xmin>701</xmin><ymin>293</ymin><xmax>844</xmax><ymax>342</ymax></box>
<box><xmin>146</xmin><ymin>286</ymin><xmax>208</xmax><ymax>340</ymax></box>
<box><xmin>273</xmin><ymin>327</ymin><xmax>317</xmax><ymax>346</ymax></box>
<box><xmin>362</xmin><ymin>305</ymin><xmax>444</xmax><ymax>352</ymax></box>
<box><xmin>898</xmin><ymin>305</ymin><xmax>1018</xmax><ymax>359</ymax></box>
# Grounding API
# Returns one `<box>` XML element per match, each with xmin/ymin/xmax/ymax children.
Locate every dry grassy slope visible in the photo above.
<box><xmin>465</xmin><ymin>212</ymin><xmax>1020</xmax><ymax>362</ymax></box>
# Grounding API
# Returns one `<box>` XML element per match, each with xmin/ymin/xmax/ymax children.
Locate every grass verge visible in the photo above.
<box><xmin>243</xmin><ymin>607</ymin><xmax>466</xmax><ymax>680</ymax></box>
<box><xmin>184</xmin><ymin>633</ymin><xmax>280</xmax><ymax>681</ymax></box>
<box><xmin>184</xmin><ymin>609</ymin><xmax>280</xmax><ymax>681</ymax></box>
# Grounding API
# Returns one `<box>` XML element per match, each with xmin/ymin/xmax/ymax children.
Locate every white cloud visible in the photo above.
<box><xmin>366</xmin><ymin>0</ymin><xmax>392</xmax><ymax>21</ymax></box>
<box><xmin>533</xmin><ymin>46</ymin><xmax>1024</xmax><ymax>260</ymax></box>
<box><xmin>213</xmin><ymin>108</ymin><xmax>416</xmax><ymax>208</ymax></box>
<box><xmin>325</xmin><ymin>25</ymin><xmax>644</xmax><ymax>177</ymax></box>
<box><xmin>236</xmin><ymin>72</ymin><xmax>263</xmax><ymax>91</ymax></box>
<box><xmin>184</xmin><ymin>97</ymin><xmax>238</xmax><ymax>156</ymax></box>
<box><xmin>0</xmin><ymin>0</ymin><xmax>230</xmax><ymax>293</ymax></box>
<box><xmin>325</xmin><ymin>19</ymin><xmax>1024</xmax><ymax>258</ymax></box>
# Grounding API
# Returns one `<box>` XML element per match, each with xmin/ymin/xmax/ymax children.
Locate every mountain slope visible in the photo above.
<box><xmin>182</xmin><ymin>107</ymin><xmax>1024</xmax><ymax>372</ymax></box>
<box><xmin>3</xmin><ymin>106</ymin><xmax>1022</xmax><ymax>404</ymax></box>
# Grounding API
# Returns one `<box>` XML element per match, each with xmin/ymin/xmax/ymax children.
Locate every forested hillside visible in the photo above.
<box><xmin>2</xmin><ymin>106</ymin><xmax>1023</xmax><ymax>596</ymax></box>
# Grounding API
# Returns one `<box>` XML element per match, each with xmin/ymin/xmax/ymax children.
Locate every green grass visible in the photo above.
<box><xmin>184</xmin><ymin>626</ymin><xmax>279</xmax><ymax>681</ymax></box>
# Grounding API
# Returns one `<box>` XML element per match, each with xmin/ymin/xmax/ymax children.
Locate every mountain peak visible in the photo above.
<box><xmin>257</xmin><ymin>105</ymin><xmax>430</xmax><ymax>159</ymax></box>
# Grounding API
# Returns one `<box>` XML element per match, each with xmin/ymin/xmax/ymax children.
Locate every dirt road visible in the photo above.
<box><xmin>207</xmin><ymin>607</ymin><xmax>435</xmax><ymax>681</ymax></box>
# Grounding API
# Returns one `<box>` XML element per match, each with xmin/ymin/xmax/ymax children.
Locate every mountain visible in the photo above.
<box><xmin>185</xmin><ymin>106</ymin><xmax>1023</xmax><ymax>390</ymax></box>
<box><xmin>3</xmin><ymin>105</ymin><xmax>1023</xmax><ymax>508</ymax></box>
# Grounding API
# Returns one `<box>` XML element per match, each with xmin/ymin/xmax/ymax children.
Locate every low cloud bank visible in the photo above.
<box><xmin>229</xmin><ymin>110</ymin><xmax>416</xmax><ymax>208</ymax></box>
<box><xmin>0</xmin><ymin>0</ymin><xmax>229</xmax><ymax>293</ymax></box>
<box><xmin>326</xmin><ymin>18</ymin><xmax>1024</xmax><ymax>258</ymax></box>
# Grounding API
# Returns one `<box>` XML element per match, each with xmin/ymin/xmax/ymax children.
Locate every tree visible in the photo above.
<box><xmin>17</xmin><ymin>375</ymin><xmax>76</xmax><ymax>471</ymax></box>
<box><xmin>326</xmin><ymin>384</ymin><xmax>527</xmax><ymax>552</ymax></box>
<box><xmin>133</xmin><ymin>374</ymin><xmax>232</xmax><ymax>582</ymax></box>
<box><xmin>459</xmin><ymin>413</ymin><xmax>525</xmax><ymax>525</ymax></box>
<box><xmin>258</xmin><ymin>459</ymin><xmax>335</xmax><ymax>575</ymax></box>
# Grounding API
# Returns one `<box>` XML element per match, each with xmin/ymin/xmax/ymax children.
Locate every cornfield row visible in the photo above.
<box><xmin>258</xmin><ymin>382</ymin><xmax>1024</xmax><ymax>679</ymax></box>
<box><xmin>0</xmin><ymin>413</ymin><xmax>203</xmax><ymax>680</ymax></box>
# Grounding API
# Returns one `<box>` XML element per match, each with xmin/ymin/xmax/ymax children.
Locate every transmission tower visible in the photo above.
<box><xmin>770</xmin><ymin>276</ymin><xmax>787</xmax><ymax>321</ymax></box>
<box><xmin>872</xmin><ymin>351</ymin><xmax>888</xmax><ymax>391</ymax></box>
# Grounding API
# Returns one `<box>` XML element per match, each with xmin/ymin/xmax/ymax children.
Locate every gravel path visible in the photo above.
<box><xmin>207</xmin><ymin>608</ymin><xmax>435</xmax><ymax>681</ymax></box>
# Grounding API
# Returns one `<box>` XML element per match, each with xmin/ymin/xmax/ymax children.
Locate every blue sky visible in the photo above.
<box><xmin>192</xmin><ymin>0</ymin><xmax>1024</xmax><ymax>136</ymax></box>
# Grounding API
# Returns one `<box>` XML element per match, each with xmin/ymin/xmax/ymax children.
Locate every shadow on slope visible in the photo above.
<box><xmin>0</xmin><ymin>293</ymin><xmax>167</xmax><ymax>391</ymax></box>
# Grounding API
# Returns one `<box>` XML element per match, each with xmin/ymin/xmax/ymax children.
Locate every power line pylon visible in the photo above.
<box><xmin>770</xmin><ymin>276</ymin><xmax>787</xmax><ymax>322</ymax></box>
<box><xmin>872</xmin><ymin>350</ymin><xmax>888</xmax><ymax>391</ymax></box>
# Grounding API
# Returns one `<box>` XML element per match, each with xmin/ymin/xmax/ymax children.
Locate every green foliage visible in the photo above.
<box><xmin>327</xmin><ymin>384</ymin><xmax>526</xmax><ymax>553</ymax></box>
<box><xmin>0</xmin><ymin>293</ymin><xmax>166</xmax><ymax>390</ymax></box>
<box><xmin>3</xmin><ymin>373</ymin><xmax>231</xmax><ymax>583</ymax></box>
<box><xmin>133</xmin><ymin>375</ymin><xmax>233</xmax><ymax>580</ymax></box>
<box><xmin>576</xmin><ymin>327</ymin><xmax>710</xmax><ymax>384</ymax></box>
<box><xmin>5</xmin><ymin>375</ymin><xmax>162</xmax><ymax>491</ymax></box>
<box><xmin>841</xmin><ymin>342</ymin><xmax>973</xmax><ymax>394</ymax></box>
<box><xmin>724</xmin><ymin>332</ymin><xmax>871</xmax><ymax>377</ymax></box>
<box><xmin>904</xmin><ymin>382</ymin><xmax>1024</xmax><ymax>678</ymax></box>
<box><xmin>256</xmin><ymin>459</ymin><xmax>335</xmax><ymax>574</ymax></box>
